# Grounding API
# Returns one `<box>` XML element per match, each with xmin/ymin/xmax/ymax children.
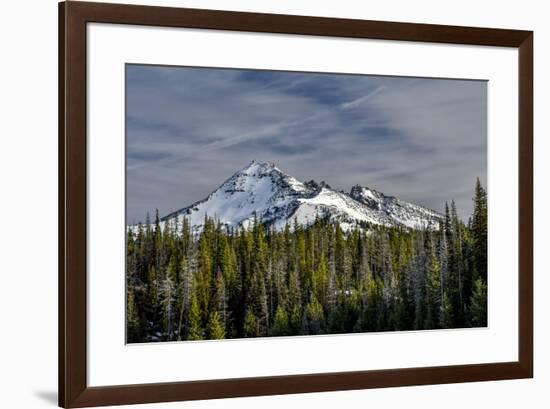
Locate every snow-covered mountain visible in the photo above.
<box><xmin>158</xmin><ymin>161</ymin><xmax>442</xmax><ymax>233</ymax></box>
<box><xmin>349</xmin><ymin>185</ymin><xmax>443</xmax><ymax>229</ymax></box>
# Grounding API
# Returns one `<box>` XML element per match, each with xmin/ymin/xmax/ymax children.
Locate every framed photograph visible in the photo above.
<box><xmin>59</xmin><ymin>1</ymin><xmax>533</xmax><ymax>407</ymax></box>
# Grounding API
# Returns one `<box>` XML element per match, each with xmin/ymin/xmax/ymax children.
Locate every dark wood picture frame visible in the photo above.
<box><xmin>59</xmin><ymin>1</ymin><xmax>533</xmax><ymax>407</ymax></box>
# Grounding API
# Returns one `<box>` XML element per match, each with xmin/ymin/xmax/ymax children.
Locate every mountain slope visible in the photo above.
<box><xmin>161</xmin><ymin>161</ymin><xmax>312</xmax><ymax>232</ymax></box>
<box><xmin>349</xmin><ymin>185</ymin><xmax>442</xmax><ymax>229</ymax></box>
<box><xmin>159</xmin><ymin>161</ymin><xmax>442</xmax><ymax>232</ymax></box>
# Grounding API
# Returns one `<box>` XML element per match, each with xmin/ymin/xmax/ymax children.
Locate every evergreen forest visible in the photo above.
<box><xmin>126</xmin><ymin>179</ymin><xmax>488</xmax><ymax>343</ymax></box>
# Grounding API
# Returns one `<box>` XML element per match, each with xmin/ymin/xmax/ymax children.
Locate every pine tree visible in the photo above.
<box><xmin>196</xmin><ymin>234</ymin><xmax>212</xmax><ymax>325</ymax></box>
<box><xmin>305</xmin><ymin>294</ymin><xmax>324</xmax><ymax>334</ymax></box>
<box><xmin>146</xmin><ymin>265</ymin><xmax>158</xmax><ymax>313</ymax></box>
<box><xmin>289</xmin><ymin>305</ymin><xmax>302</xmax><ymax>335</ymax></box>
<box><xmin>287</xmin><ymin>264</ymin><xmax>301</xmax><ymax>334</ymax></box>
<box><xmin>176</xmin><ymin>254</ymin><xmax>191</xmax><ymax>341</ymax></box>
<box><xmin>364</xmin><ymin>269</ymin><xmax>380</xmax><ymax>331</ymax></box>
<box><xmin>187</xmin><ymin>294</ymin><xmax>203</xmax><ymax>341</ymax></box>
<box><xmin>469</xmin><ymin>277</ymin><xmax>487</xmax><ymax>327</ymax></box>
<box><xmin>249</xmin><ymin>221</ymin><xmax>269</xmax><ymax>335</ymax></box>
<box><xmin>439</xmin><ymin>292</ymin><xmax>453</xmax><ymax>329</ymax></box>
<box><xmin>312</xmin><ymin>252</ymin><xmax>329</xmax><ymax>306</ymax></box>
<box><xmin>212</xmin><ymin>271</ymin><xmax>227</xmax><ymax>329</ymax></box>
<box><xmin>472</xmin><ymin>178</ymin><xmax>488</xmax><ymax>280</ymax></box>
<box><xmin>126</xmin><ymin>289</ymin><xmax>140</xmax><ymax>342</ymax></box>
<box><xmin>450</xmin><ymin>200</ymin><xmax>465</xmax><ymax>324</ymax></box>
<box><xmin>412</xmin><ymin>231</ymin><xmax>426</xmax><ymax>330</ymax></box>
<box><xmin>243</xmin><ymin>309</ymin><xmax>259</xmax><ymax>337</ymax></box>
<box><xmin>219</xmin><ymin>235</ymin><xmax>237</xmax><ymax>285</ymax></box>
<box><xmin>438</xmin><ymin>219</ymin><xmax>448</xmax><ymax>305</ymax></box>
<box><xmin>425</xmin><ymin>248</ymin><xmax>441</xmax><ymax>329</ymax></box>
<box><xmin>154</xmin><ymin>209</ymin><xmax>162</xmax><ymax>275</ymax></box>
<box><xmin>272</xmin><ymin>305</ymin><xmax>290</xmax><ymax>336</ymax></box>
<box><xmin>334</xmin><ymin>223</ymin><xmax>347</xmax><ymax>288</ymax></box>
<box><xmin>159</xmin><ymin>256</ymin><xmax>178</xmax><ymax>339</ymax></box>
<box><xmin>206</xmin><ymin>311</ymin><xmax>225</xmax><ymax>339</ymax></box>
<box><xmin>159</xmin><ymin>276</ymin><xmax>176</xmax><ymax>339</ymax></box>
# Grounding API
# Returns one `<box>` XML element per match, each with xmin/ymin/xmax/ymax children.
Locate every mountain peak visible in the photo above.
<box><xmin>157</xmin><ymin>162</ymin><xmax>443</xmax><ymax>232</ymax></box>
<box><xmin>241</xmin><ymin>160</ymin><xmax>277</xmax><ymax>175</ymax></box>
<box><xmin>350</xmin><ymin>184</ymin><xmax>364</xmax><ymax>196</ymax></box>
<box><xmin>304</xmin><ymin>179</ymin><xmax>332</xmax><ymax>191</ymax></box>
<box><xmin>350</xmin><ymin>184</ymin><xmax>382</xmax><ymax>200</ymax></box>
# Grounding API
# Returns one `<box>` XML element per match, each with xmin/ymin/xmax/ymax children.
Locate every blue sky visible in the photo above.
<box><xmin>126</xmin><ymin>64</ymin><xmax>487</xmax><ymax>223</ymax></box>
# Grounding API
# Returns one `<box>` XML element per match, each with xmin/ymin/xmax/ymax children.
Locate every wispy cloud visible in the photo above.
<box><xmin>126</xmin><ymin>65</ymin><xmax>487</xmax><ymax>224</ymax></box>
<box><xmin>340</xmin><ymin>86</ymin><xmax>386</xmax><ymax>110</ymax></box>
